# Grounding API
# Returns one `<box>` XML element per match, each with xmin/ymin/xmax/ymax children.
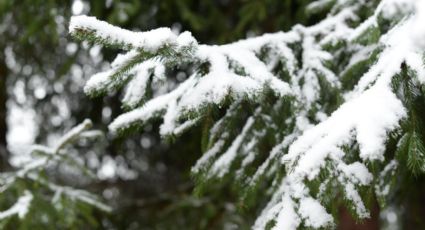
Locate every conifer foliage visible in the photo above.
<box><xmin>69</xmin><ymin>0</ymin><xmax>425</xmax><ymax>229</ymax></box>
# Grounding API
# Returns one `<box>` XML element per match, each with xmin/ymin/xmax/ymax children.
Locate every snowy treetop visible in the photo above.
<box><xmin>70</xmin><ymin>0</ymin><xmax>425</xmax><ymax>229</ymax></box>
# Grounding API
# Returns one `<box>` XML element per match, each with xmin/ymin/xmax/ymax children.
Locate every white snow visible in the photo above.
<box><xmin>192</xmin><ymin>139</ymin><xmax>226</xmax><ymax>174</ymax></box>
<box><xmin>84</xmin><ymin>69</ymin><xmax>114</xmax><ymax>94</ymax></box>
<box><xmin>122</xmin><ymin>59</ymin><xmax>164</xmax><ymax>108</ymax></box>
<box><xmin>273</xmin><ymin>195</ymin><xmax>300</xmax><ymax>230</ymax></box>
<box><xmin>109</xmin><ymin>75</ymin><xmax>198</xmax><ymax>133</ymax></box>
<box><xmin>0</xmin><ymin>191</ymin><xmax>33</xmax><ymax>220</ymax></box>
<box><xmin>107</xmin><ymin>35</ymin><xmax>294</xmax><ymax>133</ymax></box>
<box><xmin>338</xmin><ymin>162</ymin><xmax>372</xmax><ymax>185</ymax></box>
<box><xmin>210</xmin><ymin>116</ymin><xmax>255</xmax><ymax>177</ymax></box>
<box><xmin>54</xmin><ymin>119</ymin><xmax>92</xmax><ymax>152</ymax></box>
<box><xmin>411</xmin><ymin>0</ymin><xmax>425</xmax><ymax>49</ymax></box>
<box><xmin>298</xmin><ymin>197</ymin><xmax>333</xmax><ymax>228</ymax></box>
<box><xmin>70</xmin><ymin>15</ymin><xmax>197</xmax><ymax>52</ymax></box>
<box><xmin>375</xmin><ymin>160</ymin><xmax>398</xmax><ymax>198</ymax></box>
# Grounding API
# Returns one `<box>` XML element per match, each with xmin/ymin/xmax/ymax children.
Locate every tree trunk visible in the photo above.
<box><xmin>0</xmin><ymin>57</ymin><xmax>10</xmax><ymax>171</ymax></box>
<box><xmin>338</xmin><ymin>200</ymin><xmax>380</xmax><ymax>230</ymax></box>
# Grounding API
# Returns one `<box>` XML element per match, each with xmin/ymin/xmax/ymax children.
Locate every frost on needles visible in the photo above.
<box><xmin>70</xmin><ymin>0</ymin><xmax>425</xmax><ymax>229</ymax></box>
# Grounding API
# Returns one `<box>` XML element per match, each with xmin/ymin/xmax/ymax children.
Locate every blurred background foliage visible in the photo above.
<box><xmin>0</xmin><ymin>0</ymin><xmax>323</xmax><ymax>229</ymax></box>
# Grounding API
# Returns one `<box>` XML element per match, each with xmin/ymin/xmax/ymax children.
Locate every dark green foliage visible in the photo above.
<box><xmin>406</xmin><ymin>132</ymin><xmax>425</xmax><ymax>174</ymax></box>
<box><xmin>392</xmin><ymin>64</ymin><xmax>425</xmax><ymax>175</ymax></box>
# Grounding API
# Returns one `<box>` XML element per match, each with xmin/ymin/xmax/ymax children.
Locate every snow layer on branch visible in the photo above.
<box><xmin>285</xmin><ymin>84</ymin><xmax>405</xmax><ymax>179</ymax></box>
<box><xmin>191</xmin><ymin>101</ymin><xmax>241</xmax><ymax>174</ymax></box>
<box><xmin>109</xmin><ymin>75</ymin><xmax>198</xmax><ymax>133</ymax></box>
<box><xmin>375</xmin><ymin>160</ymin><xmax>398</xmax><ymax>198</ymax></box>
<box><xmin>69</xmin><ymin>15</ymin><xmax>197</xmax><ymax>52</ymax></box>
<box><xmin>254</xmin><ymin>0</ymin><xmax>425</xmax><ymax>228</ymax></box>
<box><xmin>338</xmin><ymin>162</ymin><xmax>372</xmax><ymax>185</ymax></box>
<box><xmin>298</xmin><ymin>197</ymin><xmax>333</xmax><ymax>228</ymax></box>
<box><xmin>45</xmin><ymin>180</ymin><xmax>112</xmax><ymax>212</ymax></box>
<box><xmin>411</xmin><ymin>0</ymin><xmax>425</xmax><ymax>49</ymax></box>
<box><xmin>103</xmin><ymin>32</ymin><xmax>294</xmax><ymax>134</ymax></box>
<box><xmin>273</xmin><ymin>194</ymin><xmax>300</xmax><ymax>230</ymax></box>
<box><xmin>84</xmin><ymin>50</ymin><xmax>140</xmax><ymax>95</ymax></box>
<box><xmin>122</xmin><ymin>59</ymin><xmax>165</xmax><ymax>108</ymax></box>
<box><xmin>0</xmin><ymin>191</ymin><xmax>33</xmax><ymax>220</ymax></box>
<box><xmin>282</xmin><ymin>0</ymin><xmax>425</xmax><ymax>183</ymax></box>
<box><xmin>210</xmin><ymin>116</ymin><xmax>255</xmax><ymax>177</ymax></box>
<box><xmin>54</xmin><ymin>119</ymin><xmax>92</xmax><ymax>152</ymax></box>
<box><xmin>254</xmin><ymin>177</ymin><xmax>334</xmax><ymax>230</ymax></box>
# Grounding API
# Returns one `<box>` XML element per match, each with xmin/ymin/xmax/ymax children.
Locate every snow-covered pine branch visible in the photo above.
<box><xmin>70</xmin><ymin>0</ymin><xmax>425</xmax><ymax>229</ymax></box>
<box><xmin>69</xmin><ymin>15</ymin><xmax>293</xmax><ymax>137</ymax></box>
<box><xmin>0</xmin><ymin>119</ymin><xmax>110</xmax><ymax>225</ymax></box>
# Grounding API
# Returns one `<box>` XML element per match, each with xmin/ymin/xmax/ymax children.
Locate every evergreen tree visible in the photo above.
<box><xmin>68</xmin><ymin>0</ymin><xmax>425</xmax><ymax>229</ymax></box>
<box><xmin>3</xmin><ymin>0</ymin><xmax>425</xmax><ymax>229</ymax></box>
